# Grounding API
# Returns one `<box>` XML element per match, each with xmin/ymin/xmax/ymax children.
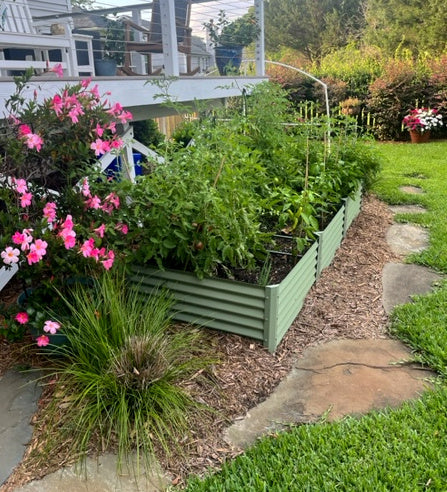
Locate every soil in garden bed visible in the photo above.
<box><xmin>0</xmin><ymin>193</ymin><xmax>398</xmax><ymax>490</ymax></box>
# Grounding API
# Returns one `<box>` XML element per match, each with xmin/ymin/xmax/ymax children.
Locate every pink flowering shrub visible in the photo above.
<box><xmin>0</xmin><ymin>68</ymin><xmax>133</xmax><ymax>344</ymax></box>
<box><xmin>1</xmin><ymin>68</ymin><xmax>131</xmax><ymax>190</ymax></box>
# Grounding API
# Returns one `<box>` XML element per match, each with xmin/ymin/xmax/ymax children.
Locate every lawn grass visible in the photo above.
<box><xmin>184</xmin><ymin>140</ymin><xmax>447</xmax><ymax>491</ymax></box>
<box><xmin>373</xmin><ymin>141</ymin><xmax>447</xmax><ymax>272</ymax></box>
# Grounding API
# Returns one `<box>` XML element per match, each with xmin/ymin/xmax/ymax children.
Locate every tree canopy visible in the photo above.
<box><xmin>265</xmin><ymin>0</ymin><xmax>447</xmax><ymax>60</ymax></box>
<box><xmin>264</xmin><ymin>0</ymin><xmax>364</xmax><ymax>60</ymax></box>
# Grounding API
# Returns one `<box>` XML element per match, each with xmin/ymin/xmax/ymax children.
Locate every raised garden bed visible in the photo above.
<box><xmin>131</xmin><ymin>188</ymin><xmax>362</xmax><ymax>353</ymax></box>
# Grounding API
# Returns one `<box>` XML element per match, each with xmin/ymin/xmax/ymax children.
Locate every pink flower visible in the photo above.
<box><xmin>107</xmin><ymin>102</ymin><xmax>123</xmax><ymax>116</ymax></box>
<box><xmin>80</xmin><ymin>237</ymin><xmax>95</xmax><ymax>257</ymax></box>
<box><xmin>18</xmin><ymin>124</ymin><xmax>32</xmax><ymax>136</ymax></box>
<box><xmin>24</xmin><ymin>133</ymin><xmax>43</xmax><ymax>151</ymax></box>
<box><xmin>101</xmin><ymin>202</ymin><xmax>114</xmax><ymax>214</ymax></box>
<box><xmin>59</xmin><ymin>228</ymin><xmax>76</xmax><ymax>249</ymax></box>
<box><xmin>20</xmin><ymin>192</ymin><xmax>33</xmax><ymax>208</ymax></box>
<box><xmin>1</xmin><ymin>246</ymin><xmax>20</xmax><ymax>265</ymax></box>
<box><xmin>61</xmin><ymin>215</ymin><xmax>74</xmax><ymax>230</ymax></box>
<box><xmin>85</xmin><ymin>195</ymin><xmax>101</xmax><ymax>209</ymax></box>
<box><xmin>50</xmin><ymin>63</ymin><xmax>64</xmax><ymax>78</ymax></box>
<box><xmin>117</xmin><ymin>110</ymin><xmax>133</xmax><ymax>124</ymax></box>
<box><xmin>90</xmin><ymin>247</ymin><xmax>101</xmax><ymax>261</ymax></box>
<box><xmin>52</xmin><ymin>94</ymin><xmax>63</xmax><ymax>115</ymax></box>
<box><xmin>43</xmin><ymin>320</ymin><xmax>61</xmax><ymax>335</ymax></box>
<box><xmin>80</xmin><ymin>178</ymin><xmax>91</xmax><ymax>197</ymax></box>
<box><xmin>101</xmin><ymin>250</ymin><xmax>115</xmax><ymax>270</ymax></box>
<box><xmin>36</xmin><ymin>335</ymin><xmax>50</xmax><ymax>347</ymax></box>
<box><xmin>94</xmin><ymin>223</ymin><xmax>106</xmax><ymax>238</ymax></box>
<box><xmin>105</xmin><ymin>192</ymin><xmax>120</xmax><ymax>209</ymax></box>
<box><xmin>15</xmin><ymin>312</ymin><xmax>29</xmax><ymax>324</ymax></box>
<box><xmin>95</xmin><ymin>124</ymin><xmax>105</xmax><ymax>137</ymax></box>
<box><xmin>12</xmin><ymin>230</ymin><xmax>33</xmax><ymax>251</ymax></box>
<box><xmin>89</xmin><ymin>84</ymin><xmax>100</xmax><ymax>99</ymax></box>
<box><xmin>43</xmin><ymin>202</ymin><xmax>57</xmax><ymax>222</ymax></box>
<box><xmin>90</xmin><ymin>138</ymin><xmax>109</xmax><ymax>156</ymax></box>
<box><xmin>13</xmin><ymin>178</ymin><xmax>28</xmax><ymax>194</ymax></box>
<box><xmin>115</xmin><ymin>222</ymin><xmax>128</xmax><ymax>235</ymax></box>
<box><xmin>107</xmin><ymin>122</ymin><xmax>117</xmax><ymax>134</ymax></box>
<box><xmin>110</xmin><ymin>138</ymin><xmax>124</xmax><ymax>150</ymax></box>
<box><xmin>30</xmin><ymin>239</ymin><xmax>48</xmax><ymax>259</ymax></box>
<box><xmin>68</xmin><ymin>104</ymin><xmax>84</xmax><ymax>124</ymax></box>
<box><xmin>26</xmin><ymin>249</ymin><xmax>40</xmax><ymax>265</ymax></box>
<box><xmin>81</xmin><ymin>77</ymin><xmax>92</xmax><ymax>89</ymax></box>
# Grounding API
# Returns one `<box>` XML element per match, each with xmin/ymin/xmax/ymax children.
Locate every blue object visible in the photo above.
<box><xmin>106</xmin><ymin>153</ymin><xmax>143</xmax><ymax>179</ymax></box>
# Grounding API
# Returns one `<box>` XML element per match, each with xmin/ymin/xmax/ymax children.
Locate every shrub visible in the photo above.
<box><xmin>37</xmin><ymin>272</ymin><xmax>215</xmax><ymax>469</ymax></box>
<box><xmin>366</xmin><ymin>59</ymin><xmax>432</xmax><ymax>140</ymax></box>
<box><xmin>132</xmin><ymin>119</ymin><xmax>165</xmax><ymax>149</ymax></box>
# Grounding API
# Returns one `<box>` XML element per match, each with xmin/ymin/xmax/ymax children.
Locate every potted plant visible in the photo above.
<box><xmin>402</xmin><ymin>108</ymin><xmax>443</xmax><ymax>143</ymax></box>
<box><xmin>95</xmin><ymin>17</ymin><xmax>126</xmax><ymax>76</ymax></box>
<box><xmin>203</xmin><ymin>10</ymin><xmax>260</xmax><ymax>75</ymax></box>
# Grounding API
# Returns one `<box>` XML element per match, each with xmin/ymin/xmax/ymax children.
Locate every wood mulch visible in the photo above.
<box><xmin>0</xmin><ymin>193</ymin><xmax>398</xmax><ymax>490</ymax></box>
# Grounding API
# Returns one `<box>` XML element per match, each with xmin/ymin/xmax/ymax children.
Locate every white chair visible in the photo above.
<box><xmin>0</xmin><ymin>0</ymin><xmax>94</xmax><ymax>76</ymax></box>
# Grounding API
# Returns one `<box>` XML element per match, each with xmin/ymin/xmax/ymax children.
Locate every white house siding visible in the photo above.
<box><xmin>28</xmin><ymin>0</ymin><xmax>73</xmax><ymax>32</ymax></box>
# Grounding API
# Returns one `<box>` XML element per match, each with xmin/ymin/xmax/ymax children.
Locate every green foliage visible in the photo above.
<box><xmin>391</xmin><ymin>283</ymin><xmax>447</xmax><ymax>375</ymax></box>
<box><xmin>120</xmin><ymin>82</ymin><xmax>381</xmax><ymax>277</ymax></box>
<box><xmin>185</xmin><ymin>387</ymin><xmax>447</xmax><ymax>490</ymax></box>
<box><xmin>314</xmin><ymin>43</ymin><xmax>385</xmax><ymax>100</ymax></box>
<box><xmin>203</xmin><ymin>10</ymin><xmax>260</xmax><ymax>48</ymax></box>
<box><xmin>170</xmin><ymin>119</ymin><xmax>198</xmax><ymax>148</ymax></box>
<box><xmin>123</xmin><ymin>125</ymin><xmax>267</xmax><ymax>278</ymax></box>
<box><xmin>363</xmin><ymin>0</ymin><xmax>447</xmax><ymax>57</ymax></box>
<box><xmin>103</xmin><ymin>17</ymin><xmax>126</xmax><ymax>65</ymax></box>
<box><xmin>185</xmin><ymin>141</ymin><xmax>447</xmax><ymax>492</ymax></box>
<box><xmin>132</xmin><ymin>119</ymin><xmax>165</xmax><ymax>149</ymax></box>
<box><xmin>372</xmin><ymin>141</ymin><xmax>447</xmax><ymax>272</ymax></box>
<box><xmin>265</xmin><ymin>0</ymin><xmax>364</xmax><ymax>60</ymax></box>
<box><xmin>39</xmin><ymin>272</ymin><xmax>214</xmax><ymax>469</ymax></box>
<box><xmin>366</xmin><ymin>59</ymin><xmax>432</xmax><ymax>140</ymax></box>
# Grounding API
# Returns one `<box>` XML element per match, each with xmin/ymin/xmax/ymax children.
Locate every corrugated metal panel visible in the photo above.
<box><xmin>316</xmin><ymin>205</ymin><xmax>345</xmax><ymax>275</ymax></box>
<box><xmin>131</xmin><ymin>266</ymin><xmax>266</xmax><ymax>341</ymax></box>
<box><xmin>276</xmin><ymin>241</ymin><xmax>318</xmax><ymax>343</ymax></box>
<box><xmin>130</xmin><ymin>189</ymin><xmax>361</xmax><ymax>352</ymax></box>
<box><xmin>344</xmin><ymin>188</ymin><xmax>362</xmax><ymax>235</ymax></box>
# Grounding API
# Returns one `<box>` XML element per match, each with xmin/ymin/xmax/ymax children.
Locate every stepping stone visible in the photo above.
<box><xmin>0</xmin><ymin>370</ymin><xmax>41</xmax><ymax>485</ymax></box>
<box><xmin>399</xmin><ymin>185</ymin><xmax>424</xmax><ymax>194</ymax></box>
<box><xmin>389</xmin><ymin>205</ymin><xmax>426</xmax><ymax>215</ymax></box>
<box><xmin>225</xmin><ymin>339</ymin><xmax>434</xmax><ymax>449</ymax></box>
<box><xmin>13</xmin><ymin>453</ymin><xmax>170</xmax><ymax>492</ymax></box>
<box><xmin>386</xmin><ymin>223</ymin><xmax>429</xmax><ymax>256</ymax></box>
<box><xmin>382</xmin><ymin>262</ymin><xmax>443</xmax><ymax>314</ymax></box>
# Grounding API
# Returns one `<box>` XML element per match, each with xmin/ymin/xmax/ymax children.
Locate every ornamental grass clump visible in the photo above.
<box><xmin>38</xmin><ymin>272</ymin><xmax>215</xmax><ymax>472</ymax></box>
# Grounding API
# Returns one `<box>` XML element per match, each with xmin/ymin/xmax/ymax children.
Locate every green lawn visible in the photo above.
<box><xmin>184</xmin><ymin>140</ymin><xmax>447</xmax><ymax>491</ymax></box>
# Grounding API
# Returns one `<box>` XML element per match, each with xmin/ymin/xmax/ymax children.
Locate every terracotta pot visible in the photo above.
<box><xmin>409</xmin><ymin>130</ymin><xmax>430</xmax><ymax>143</ymax></box>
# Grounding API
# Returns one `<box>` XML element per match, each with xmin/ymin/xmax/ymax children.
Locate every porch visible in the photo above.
<box><xmin>0</xmin><ymin>0</ymin><xmax>267</xmax><ymax>117</ymax></box>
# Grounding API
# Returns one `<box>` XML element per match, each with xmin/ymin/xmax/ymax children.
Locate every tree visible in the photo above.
<box><xmin>363</xmin><ymin>0</ymin><xmax>447</xmax><ymax>56</ymax></box>
<box><xmin>264</xmin><ymin>0</ymin><xmax>364</xmax><ymax>60</ymax></box>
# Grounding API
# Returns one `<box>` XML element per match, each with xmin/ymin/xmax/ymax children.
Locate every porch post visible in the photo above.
<box><xmin>254</xmin><ymin>0</ymin><xmax>265</xmax><ymax>76</ymax></box>
<box><xmin>131</xmin><ymin>9</ymin><xmax>145</xmax><ymax>74</ymax></box>
<box><xmin>159</xmin><ymin>0</ymin><xmax>180</xmax><ymax>76</ymax></box>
